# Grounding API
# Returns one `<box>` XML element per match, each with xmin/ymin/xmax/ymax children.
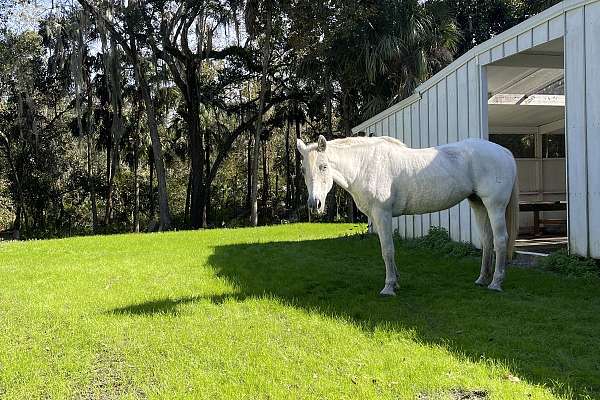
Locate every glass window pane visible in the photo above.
<box><xmin>489</xmin><ymin>134</ymin><xmax>535</xmax><ymax>158</ymax></box>
<box><xmin>542</xmin><ymin>134</ymin><xmax>565</xmax><ymax>158</ymax></box>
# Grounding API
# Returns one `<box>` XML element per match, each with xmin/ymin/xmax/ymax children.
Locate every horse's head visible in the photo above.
<box><xmin>296</xmin><ymin>135</ymin><xmax>333</xmax><ymax>215</ymax></box>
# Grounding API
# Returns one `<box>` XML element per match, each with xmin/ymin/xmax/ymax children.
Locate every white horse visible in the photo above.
<box><xmin>297</xmin><ymin>135</ymin><xmax>519</xmax><ymax>296</ymax></box>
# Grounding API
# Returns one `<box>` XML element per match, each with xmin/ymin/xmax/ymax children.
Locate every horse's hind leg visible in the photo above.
<box><xmin>483</xmin><ymin>203</ymin><xmax>509</xmax><ymax>291</ymax></box>
<box><xmin>468</xmin><ymin>196</ymin><xmax>493</xmax><ymax>286</ymax></box>
<box><xmin>371</xmin><ymin>208</ymin><xmax>398</xmax><ymax>296</ymax></box>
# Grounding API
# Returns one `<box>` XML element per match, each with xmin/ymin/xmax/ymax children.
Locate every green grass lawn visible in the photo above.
<box><xmin>0</xmin><ymin>223</ymin><xmax>599</xmax><ymax>399</ymax></box>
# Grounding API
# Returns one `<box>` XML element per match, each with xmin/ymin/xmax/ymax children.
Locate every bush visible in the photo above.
<box><xmin>538</xmin><ymin>249</ymin><xmax>599</xmax><ymax>279</ymax></box>
<box><xmin>401</xmin><ymin>226</ymin><xmax>480</xmax><ymax>257</ymax></box>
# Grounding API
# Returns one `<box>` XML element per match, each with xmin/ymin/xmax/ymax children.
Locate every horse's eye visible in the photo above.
<box><xmin>319</xmin><ymin>164</ymin><xmax>327</xmax><ymax>172</ymax></box>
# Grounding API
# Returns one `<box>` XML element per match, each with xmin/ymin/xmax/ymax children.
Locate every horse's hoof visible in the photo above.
<box><xmin>475</xmin><ymin>277</ymin><xmax>491</xmax><ymax>286</ymax></box>
<box><xmin>487</xmin><ymin>283</ymin><xmax>503</xmax><ymax>292</ymax></box>
<box><xmin>379</xmin><ymin>288</ymin><xmax>396</xmax><ymax>297</ymax></box>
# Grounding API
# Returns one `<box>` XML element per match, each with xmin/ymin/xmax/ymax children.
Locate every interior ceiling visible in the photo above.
<box><xmin>488</xmin><ymin>68</ymin><xmax>563</xmax><ymax>95</ymax></box>
<box><xmin>487</xmin><ymin>38</ymin><xmax>564</xmax><ymax>95</ymax></box>
<box><xmin>487</xmin><ymin>38</ymin><xmax>565</xmax><ymax>130</ymax></box>
<box><xmin>488</xmin><ymin>104</ymin><xmax>564</xmax><ymax>128</ymax></box>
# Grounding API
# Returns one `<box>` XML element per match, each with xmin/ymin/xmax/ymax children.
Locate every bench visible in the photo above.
<box><xmin>519</xmin><ymin>201</ymin><xmax>567</xmax><ymax>236</ymax></box>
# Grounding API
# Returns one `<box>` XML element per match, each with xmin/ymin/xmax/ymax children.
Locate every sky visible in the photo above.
<box><xmin>2</xmin><ymin>0</ymin><xmax>69</xmax><ymax>34</ymax></box>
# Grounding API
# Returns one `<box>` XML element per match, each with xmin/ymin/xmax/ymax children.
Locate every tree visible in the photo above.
<box><xmin>430</xmin><ymin>0</ymin><xmax>561</xmax><ymax>55</ymax></box>
<box><xmin>246</xmin><ymin>0</ymin><xmax>274</xmax><ymax>226</ymax></box>
<box><xmin>77</xmin><ymin>0</ymin><xmax>173</xmax><ymax>230</ymax></box>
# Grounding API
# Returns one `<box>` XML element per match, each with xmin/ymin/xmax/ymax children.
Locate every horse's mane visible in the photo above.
<box><xmin>329</xmin><ymin>136</ymin><xmax>407</xmax><ymax>148</ymax></box>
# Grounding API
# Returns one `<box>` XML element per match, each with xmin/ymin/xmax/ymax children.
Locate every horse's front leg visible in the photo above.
<box><xmin>371</xmin><ymin>208</ymin><xmax>398</xmax><ymax>296</ymax></box>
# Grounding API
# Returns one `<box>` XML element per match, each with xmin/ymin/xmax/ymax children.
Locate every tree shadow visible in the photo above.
<box><xmin>110</xmin><ymin>296</ymin><xmax>203</xmax><ymax>316</ymax></box>
<box><xmin>201</xmin><ymin>235</ymin><xmax>600</xmax><ymax>399</ymax></box>
<box><xmin>109</xmin><ymin>294</ymin><xmax>239</xmax><ymax>316</ymax></box>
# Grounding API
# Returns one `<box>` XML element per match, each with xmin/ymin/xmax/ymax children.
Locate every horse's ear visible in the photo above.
<box><xmin>317</xmin><ymin>135</ymin><xmax>327</xmax><ymax>152</ymax></box>
<box><xmin>296</xmin><ymin>139</ymin><xmax>306</xmax><ymax>153</ymax></box>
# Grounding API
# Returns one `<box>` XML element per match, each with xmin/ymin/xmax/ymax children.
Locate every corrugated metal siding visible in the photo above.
<box><xmin>352</xmin><ymin>0</ymin><xmax>600</xmax><ymax>257</ymax></box>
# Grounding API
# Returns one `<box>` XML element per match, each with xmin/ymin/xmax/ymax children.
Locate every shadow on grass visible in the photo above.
<box><xmin>110</xmin><ymin>296</ymin><xmax>202</xmax><ymax>315</ymax></box>
<box><xmin>109</xmin><ymin>294</ymin><xmax>236</xmax><ymax>315</ymax></box>
<box><xmin>112</xmin><ymin>235</ymin><xmax>600</xmax><ymax>398</ymax></box>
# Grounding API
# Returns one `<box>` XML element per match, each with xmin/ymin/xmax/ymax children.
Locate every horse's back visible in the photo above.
<box><xmin>351</xmin><ymin>137</ymin><xmax>516</xmax><ymax>215</ymax></box>
<box><xmin>440</xmin><ymin>139</ymin><xmax>517</xmax><ymax>203</ymax></box>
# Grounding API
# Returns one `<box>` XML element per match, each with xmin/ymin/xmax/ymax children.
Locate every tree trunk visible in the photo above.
<box><xmin>275</xmin><ymin>173</ymin><xmax>279</xmax><ymax>207</ymax></box>
<box><xmin>133</xmin><ymin>129</ymin><xmax>140</xmax><ymax>233</ymax></box>
<box><xmin>202</xmin><ymin>135</ymin><xmax>211</xmax><ymax>228</ymax></box>
<box><xmin>148</xmin><ymin>146</ymin><xmax>155</xmax><ymax>220</ymax></box>
<box><xmin>105</xmin><ymin>136</ymin><xmax>112</xmax><ymax>224</ymax></box>
<box><xmin>184</xmin><ymin>165</ymin><xmax>192</xmax><ymax>224</ymax></box>
<box><xmin>85</xmin><ymin>71</ymin><xmax>98</xmax><ymax>232</ymax></box>
<box><xmin>250</xmin><ymin>4</ymin><xmax>272</xmax><ymax>226</ymax></box>
<box><xmin>103</xmin><ymin>36</ymin><xmax>124</xmax><ymax>226</ymax></box>
<box><xmin>203</xmin><ymin>186</ymin><xmax>210</xmax><ymax>229</ymax></box>
<box><xmin>87</xmin><ymin>133</ymin><xmax>98</xmax><ymax>231</ymax></box>
<box><xmin>136</xmin><ymin>66</ymin><xmax>171</xmax><ymax>230</ymax></box>
<box><xmin>185</xmin><ymin>65</ymin><xmax>205</xmax><ymax>229</ymax></box>
<box><xmin>261</xmin><ymin>138</ymin><xmax>269</xmax><ymax>222</ymax></box>
<box><xmin>294</xmin><ymin>104</ymin><xmax>302</xmax><ymax>216</ymax></box>
<box><xmin>341</xmin><ymin>86</ymin><xmax>356</xmax><ymax>222</ymax></box>
<box><xmin>77</xmin><ymin>0</ymin><xmax>171</xmax><ymax>230</ymax></box>
<box><xmin>14</xmin><ymin>203</ymin><xmax>22</xmax><ymax>231</ymax></box>
<box><xmin>233</xmin><ymin>175</ymin><xmax>238</xmax><ymax>219</ymax></box>
<box><xmin>1</xmin><ymin>139</ymin><xmax>24</xmax><ymax>232</ymax></box>
<box><xmin>285</xmin><ymin>116</ymin><xmax>291</xmax><ymax>210</ymax></box>
<box><xmin>325</xmin><ymin>75</ymin><xmax>333</xmax><ymax>139</ymax></box>
<box><xmin>246</xmin><ymin>134</ymin><xmax>252</xmax><ymax>212</ymax></box>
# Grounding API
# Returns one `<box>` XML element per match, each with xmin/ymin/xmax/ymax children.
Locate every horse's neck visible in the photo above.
<box><xmin>326</xmin><ymin>145</ymin><xmax>367</xmax><ymax>192</ymax></box>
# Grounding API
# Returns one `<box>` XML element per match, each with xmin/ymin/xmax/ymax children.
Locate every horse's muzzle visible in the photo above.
<box><xmin>307</xmin><ymin>198</ymin><xmax>323</xmax><ymax>213</ymax></box>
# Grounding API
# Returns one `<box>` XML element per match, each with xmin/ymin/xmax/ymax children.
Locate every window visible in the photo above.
<box><xmin>542</xmin><ymin>134</ymin><xmax>565</xmax><ymax>158</ymax></box>
<box><xmin>489</xmin><ymin>134</ymin><xmax>535</xmax><ymax>158</ymax></box>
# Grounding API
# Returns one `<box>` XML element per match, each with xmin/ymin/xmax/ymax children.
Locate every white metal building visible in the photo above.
<box><xmin>352</xmin><ymin>0</ymin><xmax>600</xmax><ymax>258</ymax></box>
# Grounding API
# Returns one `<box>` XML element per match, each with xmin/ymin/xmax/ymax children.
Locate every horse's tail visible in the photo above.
<box><xmin>506</xmin><ymin>175</ymin><xmax>520</xmax><ymax>261</ymax></box>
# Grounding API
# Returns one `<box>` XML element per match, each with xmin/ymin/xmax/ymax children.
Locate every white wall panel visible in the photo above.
<box><xmin>368</xmin><ymin>124</ymin><xmax>375</xmax><ymax>136</ymax></box>
<box><xmin>517</xmin><ymin>30</ymin><xmax>533</xmax><ymax>52</ymax></box>
<box><xmin>549</xmin><ymin>14</ymin><xmax>565</xmax><ymax>40</ymax></box>
<box><xmin>447</xmin><ymin>72</ymin><xmax>462</xmax><ymax>242</ymax></box>
<box><xmin>413</xmin><ymin>100</ymin><xmax>424</xmax><ymax>237</ymax></box>
<box><xmin>395</xmin><ymin>111</ymin><xmax>406</xmax><ymax>237</ymax></box>
<box><xmin>533</xmin><ymin>22</ymin><xmax>549</xmax><ymax>46</ymax></box>
<box><xmin>388</xmin><ymin>114</ymin><xmax>398</xmax><ymax>234</ymax></box>
<box><xmin>382</xmin><ymin>117</ymin><xmax>389</xmax><ymax>137</ymax></box>
<box><xmin>420</xmin><ymin>92</ymin><xmax>430</xmax><ymax>235</ymax></box>
<box><xmin>428</xmin><ymin>86</ymin><xmax>441</xmax><ymax>228</ymax></box>
<box><xmin>437</xmin><ymin>80</ymin><xmax>451</xmax><ymax>233</ymax></box>
<box><xmin>457</xmin><ymin>65</ymin><xmax>471</xmax><ymax>243</ymax></box>
<box><xmin>479</xmin><ymin>49</ymin><xmax>491</xmax><ymax>65</ymax></box>
<box><xmin>491</xmin><ymin>44</ymin><xmax>504</xmax><ymax>62</ymax></box>
<box><xmin>407</xmin><ymin>104</ymin><xmax>419</xmax><ymax>238</ymax></box>
<box><xmin>468</xmin><ymin>59</ymin><xmax>481</xmax><ymax>247</ymax></box>
<box><xmin>504</xmin><ymin>37</ymin><xmax>518</xmax><ymax>57</ymax></box>
<box><xmin>585</xmin><ymin>2</ymin><xmax>600</xmax><ymax>257</ymax></box>
<box><xmin>565</xmin><ymin>7</ymin><xmax>589</xmax><ymax>255</ymax></box>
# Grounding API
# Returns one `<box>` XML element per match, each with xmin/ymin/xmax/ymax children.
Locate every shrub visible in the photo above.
<box><xmin>402</xmin><ymin>226</ymin><xmax>480</xmax><ymax>258</ymax></box>
<box><xmin>537</xmin><ymin>249</ymin><xmax>599</xmax><ymax>279</ymax></box>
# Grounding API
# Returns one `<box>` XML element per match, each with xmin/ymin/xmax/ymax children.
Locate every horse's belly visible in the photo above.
<box><xmin>394</xmin><ymin>181</ymin><xmax>472</xmax><ymax>215</ymax></box>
